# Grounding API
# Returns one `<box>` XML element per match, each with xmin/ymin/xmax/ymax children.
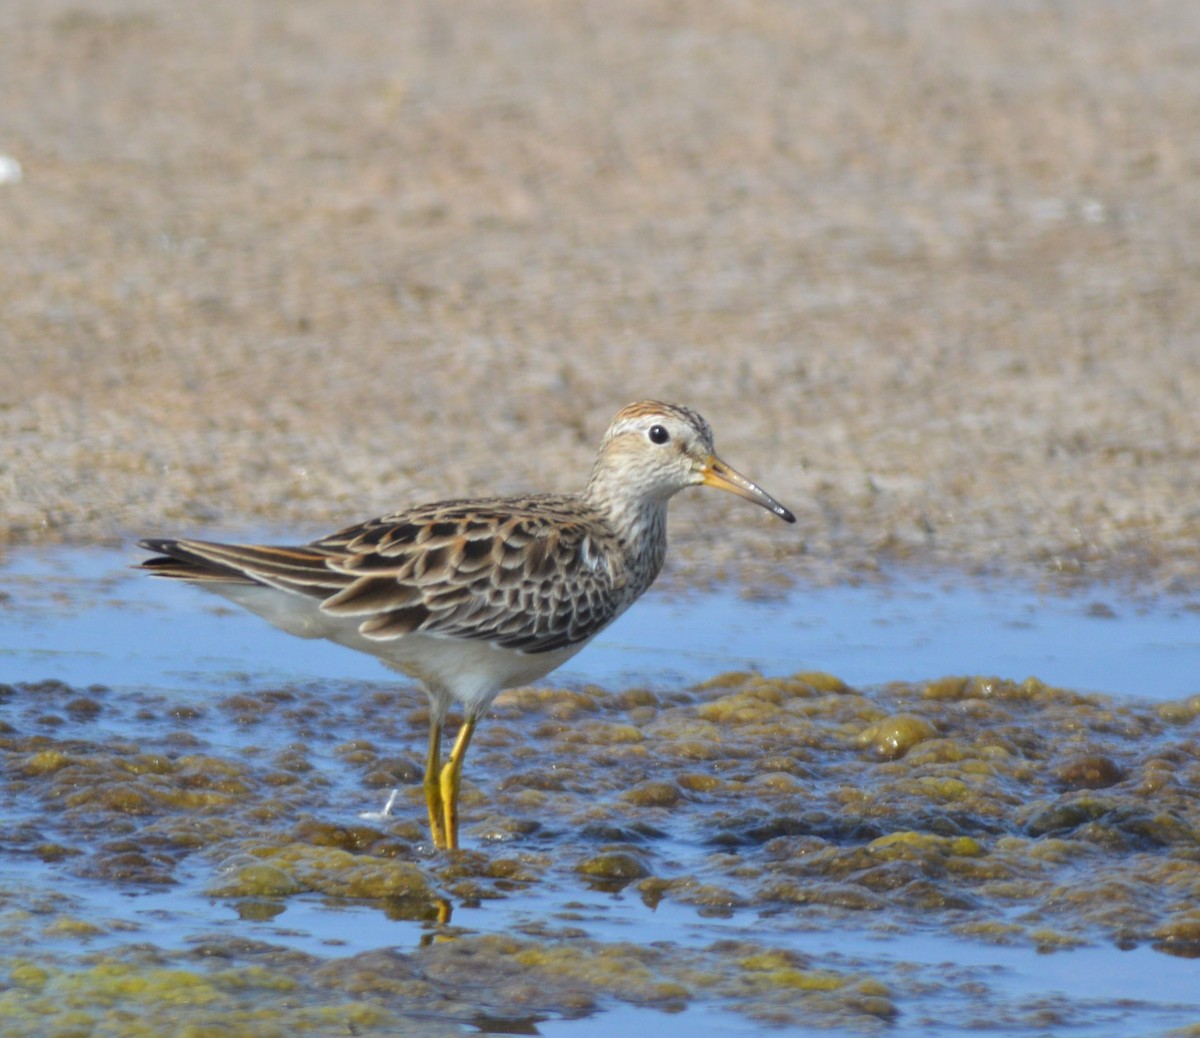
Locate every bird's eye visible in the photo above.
<box><xmin>648</xmin><ymin>424</ymin><xmax>670</xmax><ymax>445</ymax></box>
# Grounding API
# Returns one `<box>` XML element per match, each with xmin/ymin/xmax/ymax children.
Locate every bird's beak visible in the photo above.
<box><xmin>701</xmin><ymin>455</ymin><xmax>796</xmax><ymax>523</ymax></box>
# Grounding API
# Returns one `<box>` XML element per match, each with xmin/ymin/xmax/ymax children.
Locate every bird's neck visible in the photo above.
<box><xmin>583</xmin><ymin>476</ymin><xmax>671</xmax><ymax>591</ymax></box>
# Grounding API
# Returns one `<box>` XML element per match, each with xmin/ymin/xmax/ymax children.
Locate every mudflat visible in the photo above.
<box><xmin>2</xmin><ymin>1</ymin><xmax>1197</xmax><ymax>590</ymax></box>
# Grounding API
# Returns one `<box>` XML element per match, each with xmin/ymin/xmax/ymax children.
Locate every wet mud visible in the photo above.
<box><xmin>3</xmin><ymin>1</ymin><xmax>1200</xmax><ymax>592</ymax></box>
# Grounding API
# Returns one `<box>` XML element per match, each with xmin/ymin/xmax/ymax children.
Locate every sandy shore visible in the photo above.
<box><xmin>2</xmin><ymin>1</ymin><xmax>1198</xmax><ymax>591</ymax></box>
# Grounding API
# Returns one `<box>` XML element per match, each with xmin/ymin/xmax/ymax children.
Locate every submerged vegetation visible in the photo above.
<box><xmin>2</xmin><ymin>668</ymin><xmax>1198</xmax><ymax>1034</ymax></box>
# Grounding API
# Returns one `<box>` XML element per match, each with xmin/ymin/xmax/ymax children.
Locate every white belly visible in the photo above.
<box><xmin>199</xmin><ymin>582</ymin><xmax>588</xmax><ymax>716</ymax></box>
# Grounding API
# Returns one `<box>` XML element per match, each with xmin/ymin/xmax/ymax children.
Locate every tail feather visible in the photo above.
<box><xmin>136</xmin><ymin>538</ymin><xmax>349</xmax><ymax>597</ymax></box>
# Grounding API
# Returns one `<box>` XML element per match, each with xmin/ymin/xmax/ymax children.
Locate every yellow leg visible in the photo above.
<box><xmin>418</xmin><ymin>899</ymin><xmax>455</xmax><ymax>947</ymax></box>
<box><xmin>438</xmin><ymin>715</ymin><xmax>477</xmax><ymax>851</ymax></box>
<box><xmin>423</xmin><ymin>716</ymin><xmax>448</xmax><ymax>850</ymax></box>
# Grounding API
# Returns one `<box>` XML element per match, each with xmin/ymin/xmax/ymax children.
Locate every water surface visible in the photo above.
<box><xmin>1</xmin><ymin>547</ymin><xmax>1197</xmax><ymax>1037</ymax></box>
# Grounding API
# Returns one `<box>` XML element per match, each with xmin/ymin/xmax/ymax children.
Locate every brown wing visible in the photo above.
<box><xmin>315</xmin><ymin>497</ymin><xmax>626</xmax><ymax>653</ymax></box>
<box><xmin>138</xmin><ymin>495</ymin><xmax>627</xmax><ymax>654</ymax></box>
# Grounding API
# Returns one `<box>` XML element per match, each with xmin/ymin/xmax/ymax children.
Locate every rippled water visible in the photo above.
<box><xmin>2</xmin><ymin>546</ymin><xmax>1198</xmax><ymax>1036</ymax></box>
<box><xmin>5</xmin><ymin>546</ymin><xmax>1198</xmax><ymax>700</ymax></box>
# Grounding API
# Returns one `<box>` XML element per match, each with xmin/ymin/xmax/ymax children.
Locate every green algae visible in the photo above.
<box><xmin>2</xmin><ymin>667</ymin><xmax>1199</xmax><ymax>1031</ymax></box>
<box><xmin>739</xmin><ymin>952</ymin><xmax>847</xmax><ymax>992</ymax></box>
<box><xmin>0</xmin><ymin>953</ymin><xmax>410</xmax><ymax>1038</ymax></box>
<box><xmin>620</xmin><ymin>779</ymin><xmax>682</xmax><ymax>807</ymax></box>
<box><xmin>856</xmin><ymin>713</ymin><xmax>939</xmax><ymax>759</ymax></box>
<box><xmin>210</xmin><ymin>844</ymin><xmax>435</xmax><ymax>900</ymax></box>
<box><xmin>576</xmin><ymin>851</ymin><xmax>652</xmax><ymax>883</ymax></box>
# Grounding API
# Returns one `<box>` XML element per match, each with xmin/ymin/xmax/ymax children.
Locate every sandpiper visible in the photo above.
<box><xmin>138</xmin><ymin>401</ymin><xmax>795</xmax><ymax>849</ymax></box>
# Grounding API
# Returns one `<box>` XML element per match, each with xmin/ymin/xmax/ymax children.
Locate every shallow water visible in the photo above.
<box><xmin>1</xmin><ymin>547</ymin><xmax>1198</xmax><ymax>1036</ymax></box>
<box><xmin>5</xmin><ymin>546</ymin><xmax>1198</xmax><ymax>700</ymax></box>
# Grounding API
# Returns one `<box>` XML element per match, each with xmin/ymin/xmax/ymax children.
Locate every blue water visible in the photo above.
<box><xmin>2</xmin><ymin>546</ymin><xmax>1198</xmax><ymax>1037</ymax></box>
<box><xmin>2</xmin><ymin>546</ymin><xmax>1197</xmax><ymax>702</ymax></box>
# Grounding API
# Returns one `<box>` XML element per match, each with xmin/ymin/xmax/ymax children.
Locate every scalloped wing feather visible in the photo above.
<box><xmin>139</xmin><ymin>495</ymin><xmax>630</xmax><ymax>655</ymax></box>
<box><xmin>318</xmin><ymin>499</ymin><xmax>627</xmax><ymax>652</ymax></box>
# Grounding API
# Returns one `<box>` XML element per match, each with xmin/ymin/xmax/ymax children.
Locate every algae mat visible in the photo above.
<box><xmin>2</xmin><ymin>553</ymin><xmax>1200</xmax><ymax>1036</ymax></box>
